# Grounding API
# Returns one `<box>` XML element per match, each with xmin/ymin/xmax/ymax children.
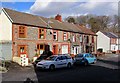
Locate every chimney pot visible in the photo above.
<box><xmin>55</xmin><ymin>14</ymin><xmax>62</xmax><ymax>22</ymax></box>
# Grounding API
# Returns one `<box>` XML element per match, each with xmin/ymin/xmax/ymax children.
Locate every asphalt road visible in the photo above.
<box><xmin>1</xmin><ymin>54</ymin><xmax>120</xmax><ymax>83</ymax></box>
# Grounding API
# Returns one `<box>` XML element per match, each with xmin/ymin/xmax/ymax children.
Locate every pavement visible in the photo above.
<box><xmin>97</xmin><ymin>54</ymin><xmax>119</xmax><ymax>70</ymax></box>
<box><xmin>97</xmin><ymin>54</ymin><xmax>119</xmax><ymax>60</ymax></box>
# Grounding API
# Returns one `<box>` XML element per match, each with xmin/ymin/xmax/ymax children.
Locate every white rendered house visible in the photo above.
<box><xmin>96</xmin><ymin>31</ymin><xmax>119</xmax><ymax>53</ymax></box>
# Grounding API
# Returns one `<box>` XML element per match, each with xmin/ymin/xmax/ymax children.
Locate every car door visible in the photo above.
<box><xmin>55</xmin><ymin>56</ymin><xmax>64</xmax><ymax>68</ymax></box>
<box><xmin>61</xmin><ymin>56</ymin><xmax>68</xmax><ymax>67</ymax></box>
<box><xmin>89</xmin><ymin>54</ymin><xmax>95</xmax><ymax>63</ymax></box>
<box><xmin>85</xmin><ymin>54</ymin><xmax>92</xmax><ymax>64</ymax></box>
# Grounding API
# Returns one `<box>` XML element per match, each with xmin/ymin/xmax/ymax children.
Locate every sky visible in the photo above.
<box><xmin>1</xmin><ymin>0</ymin><xmax>119</xmax><ymax>19</ymax></box>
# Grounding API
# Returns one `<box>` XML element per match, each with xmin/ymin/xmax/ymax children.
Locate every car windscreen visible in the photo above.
<box><xmin>45</xmin><ymin>56</ymin><xmax>57</xmax><ymax>61</ymax></box>
<box><xmin>75</xmin><ymin>54</ymin><xmax>83</xmax><ymax>58</ymax></box>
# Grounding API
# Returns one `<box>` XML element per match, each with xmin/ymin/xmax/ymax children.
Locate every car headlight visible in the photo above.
<box><xmin>38</xmin><ymin>63</ymin><xmax>43</xmax><ymax>65</ymax></box>
<box><xmin>43</xmin><ymin>64</ymin><xmax>49</xmax><ymax>67</ymax></box>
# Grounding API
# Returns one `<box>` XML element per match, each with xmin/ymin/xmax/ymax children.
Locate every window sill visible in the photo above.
<box><xmin>38</xmin><ymin>39</ymin><xmax>46</xmax><ymax>40</ymax></box>
<box><xmin>53</xmin><ymin>40</ymin><xmax>58</xmax><ymax>41</ymax></box>
<box><xmin>18</xmin><ymin>38</ymin><xmax>27</xmax><ymax>40</ymax></box>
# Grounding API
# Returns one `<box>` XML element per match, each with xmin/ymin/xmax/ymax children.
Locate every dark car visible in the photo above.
<box><xmin>33</xmin><ymin>50</ymin><xmax>53</xmax><ymax>67</ymax></box>
<box><xmin>33</xmin><ymin>55</ymin><xmax>46</xmax><ymax>66</ymax></box>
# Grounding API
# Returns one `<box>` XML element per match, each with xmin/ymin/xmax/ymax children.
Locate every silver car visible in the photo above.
<box><xmin>36</xmin><ymin>54</ymin><xmax>73</xmax><ymax>70</ymax></box>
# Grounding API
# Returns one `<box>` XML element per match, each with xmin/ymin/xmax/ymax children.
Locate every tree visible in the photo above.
<box><xmin>87</xmin><ymin>16</ymin><xmax>110</xmax><ymax>33</ymax></box>
<box><xmin>65</xmin><ymin>16</ymin><xmax>76</xmax><ymax>23</ymax></box>
<box><xmin>65</xmin><ymin>14</ymin><xmax>118</xmax><ymax>33</ymax></box>
<box><xmin>87</xmin><ymin>17</ymin><xmax>100</xmax><ymax>33</ymax></box>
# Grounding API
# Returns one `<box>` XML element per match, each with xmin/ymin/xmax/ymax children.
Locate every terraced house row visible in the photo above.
<box><xmin>0</xmin><ymin>8</ymin><xmax>97</xmax><ymax>65</ymax></box>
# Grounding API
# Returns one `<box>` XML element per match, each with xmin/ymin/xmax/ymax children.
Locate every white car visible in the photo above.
<box><xmin>36</xmin><ymin>54</ymin><xmax>73</xmax><ymax>70</ymax></box>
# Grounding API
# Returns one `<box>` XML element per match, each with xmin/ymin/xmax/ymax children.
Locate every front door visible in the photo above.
<box><xmin>74</xmin><ymin>46</ymin><xmax>79</xmax><ymax>55</ymax></box>
<box><xmin>18</xmin><ymin>45</ymin><xmax>27</xmax><ymax>57</ymax></box>
<box><xmin>62</xmin><ymin>45</ymin><xmax>68</xmax><ymax>54</ymax></box>
<box><xmin>53</xmin><ymin>45</ymin><xmax>58</xmax><ymax>55</ymax></box>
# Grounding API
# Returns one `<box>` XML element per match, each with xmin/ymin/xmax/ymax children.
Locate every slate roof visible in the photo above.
<box><xmin>40</xmin><ymin>17</ymin><xmax>83</xmax><ymax>33</ymax></box>
<box><xmin>3</xmin><ymin>8</ymin><xmax>47</xmax><ymax>28</ymax></box>
<box><xmin>76</xmin><ymin>24</ymin><xmax>96</xmax><ymax>35</ymax></box>
<box><xmin>3</xmin><ymin>8</ymin><xmax>83</xmax><ymax>34</ymax></box>
<box><xmin>102</xmin><ymin>32</ymin><xmax>118</xmax><ymax>38</ymax></box>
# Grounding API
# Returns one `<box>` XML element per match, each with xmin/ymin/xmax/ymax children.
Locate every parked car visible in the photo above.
<box><xmin>33</xmin><ymin>50</ymin><xmax>53</xmax><ymax>67</ymax></box>
<box><xmin>36</xmin><ymin>54</ymin><xmax>73</xmax><ymax>70</ymax></box>
<box><xmin>33</xmin><ymin>55</ymin><xmax>48</xmax><ymax>67</ymax></box>
<box><xmin>74</xmin><ymin>53</ymin><xmax>97</xmax><ymax>65</ymax></box>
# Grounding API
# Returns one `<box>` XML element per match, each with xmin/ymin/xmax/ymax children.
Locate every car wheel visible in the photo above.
<box><xmin>93</xmin><ymin>60</ymin><xmax>97</xmax><ymax>64</ymax></box>
<box><xmin>49</xmin><ymin>65</ymin><xmax>55</xmax><ymax>70</ymax></box>
<box><xmin>84</xmin><ymin>61</ymin><xmax>88</xmax><ymax>66</ymax></box>
<box><xmin>67</xmin><ymin>63</ymin><xmax>72</xmax><ymax>68</ymax></box>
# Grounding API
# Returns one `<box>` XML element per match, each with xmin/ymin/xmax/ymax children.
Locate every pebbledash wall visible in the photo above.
<box><xmin>0</xmin><ymin>8</ymin><xmax>12</xmax><ymax>61</ymax></box>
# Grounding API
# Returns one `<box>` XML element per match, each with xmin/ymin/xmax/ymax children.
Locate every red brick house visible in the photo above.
<box><xmin>76</xmin><ymin>24</ymin><xmax>97</xmax><ymax>54</ymax></box>
<box><xmin>0</xmin><ymin>8</ymin><xmax>97</xmax><ymax>65</ymax></box>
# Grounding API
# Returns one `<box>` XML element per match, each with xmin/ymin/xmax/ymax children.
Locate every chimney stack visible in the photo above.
<box><xmin>55</xmin><ymin>14</ymin><xmax>62</xmax><ymax>22</ymax></box>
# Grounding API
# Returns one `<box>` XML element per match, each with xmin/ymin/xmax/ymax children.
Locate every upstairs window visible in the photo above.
<box><xmin>19</xmin><ymin>26</ymin><xmax>26</xmax><ymax>38</ymax></box>
<box><xmin>39</xmin><ymin>28</ymin><xmax>45</xmax><ymax>39</ymax></box>
<box><xmin>86</xmin><ymin>36</ymin><xmax>89</xmax><ymax>43</ymax></box>
<box><xmin>63</xmin><ymin>32</ymin><xmax>67</xmax><ymax>41</ymax></box>
<box><xmin>92</xmin><ymin>36</ymin><xmax>94</xmax><ymax>43</ymax></box>
<box><xmin>111</xmin><ymin>38</ymin><xmax>117</xmax><ymax>44</ymax></box>
<box><xmin>73</xmin><ymin>35</ymin><xmax>75</xmax><ymax>42</ymax></box>
<box><xmin>84</xmin><ymin>36</ymin><xmax>87</xmax><ymax>43</ymax></box>
<box><xmin>53</xmin><ymin>31</ymin><xmax>58</xmax><ymax>40</ymax></box>
<box><xmin>80</xmin><ymin>35</ymin><xmax>83</xmax><ymax>43</ymax></box>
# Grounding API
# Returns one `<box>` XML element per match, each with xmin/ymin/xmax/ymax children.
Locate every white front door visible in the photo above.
<box><xmin>62</xmin><ymin>45</ymin><xmax>68</xmax><ymax>54</ymax></box>
<box><xmin>74</xmin><ymin>46</ymin><xmax>79</xmax><ymax>55</ymax></box>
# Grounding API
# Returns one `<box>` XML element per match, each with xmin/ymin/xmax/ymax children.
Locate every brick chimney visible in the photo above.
<box><xmin>55</xmin><ymin>14</ymin><xmax>62</xmax><ymax>22</ymax></box>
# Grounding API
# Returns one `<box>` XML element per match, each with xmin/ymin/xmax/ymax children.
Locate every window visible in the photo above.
<box><xmin>20</xmin><ymin>47</ymin><xmax>25</xmax><ymax>53</ymax></box>
<box><xmin>63</xmin><ymin>32</ymin><xmax>67</xmax><ymax>41</ymax></box>
<box><xmin>53</xmin><ymin>31</ymin><xmax>58</xmax><ymax>40</ymax></box>
<box><xmin>37</xmin><ymin>44</ymin><xmax>44</xmax><ymax>50</ymax></box>
<box><xmin>57</xmin><ymin>56</ymin><xmax>63</xmax><ymax>60</ymax></box>
<box><xmin>111</xmin><ymin>38</ymin><xmax>116</xmax><ymax>44</ymax></box>
<box><xmin>37</xmin><ymin>44</ymin><xmax>44</xmax><ymax>55</ymax></box>
<box><xmin>84</xmin><ymin>36</ymin><xmax>86</xmax><ymax>43</ymax></box>
<box><xmin>66</xmin><ymin>56</ymin><xmax>71</xmax><ymax>59</ymax></box>
<box><xmin>86</xmin><ymin>36</ymin><xmax>89</xmax><ymax>43</ymax></box>
<box><xmin>90</xmin><ymin>54</ymin><xmax>94</xmax><ymax>58</ymax></box>
<box><xmin>80</xmin><ymin>35</ymin><xmax>83</xmax><ymax>42</ymax></box>
<box><xmin>39</xmin><ymin>28</ymin><xmax>44</xmax><ymax>39</ymax></box>
<box><xmin>18</xmin><ymin>45</ymin><xmax>27</xmax><ymax>57</ymax></box>
<box><xmin>92</xmin><ymin>36</ymin><xmax>94</xmax><ymax>43</ymax></box>
<box><xmin>73</xmin><ymin>35</ymin><xmax>75</xmax><ymax>42</ymax></box>
<box><xmin>19</xmin><ymin>26</ymin><xmax>26</xmax><ymax>38</ymax></box>
<box><xmin>46</xmin><ymin>56</ymin><xmax>57</xmax><ymax>61</ymax></box>
<box><xmin>62</xmin><ymin>56</ymin><xmax>67</xmax><ymax>60</ymax></box>
<box><xmin>76</xmin><ymin>54</ymin><xmax>83</xmax><ymax>58</ymax></box>
<box><xmin>85</xmin><ymin>54</ymin><xmax>90</xmax><ymax>57</ymax></box>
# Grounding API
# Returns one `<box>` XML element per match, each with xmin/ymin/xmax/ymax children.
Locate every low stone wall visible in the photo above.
<box><xmin>13</xmin><ymin>57</ymin><xmax>21</xmax><ymax>65</ymax></box>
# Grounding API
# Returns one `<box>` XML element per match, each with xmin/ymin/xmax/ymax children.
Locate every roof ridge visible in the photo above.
<box><xmin>3</xmin><ymin>7</ymin><xmax>43</xmax><ymax>18</ymax></box>
<box><xmin>109</xmin><ymin>32</ymin><xmax>118</xmax><ymax>37</ymax></box>
<box><xmin>39</xmin><ymin>16</ymin><xmax>53</xmax><ymax>28</ymax></box>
